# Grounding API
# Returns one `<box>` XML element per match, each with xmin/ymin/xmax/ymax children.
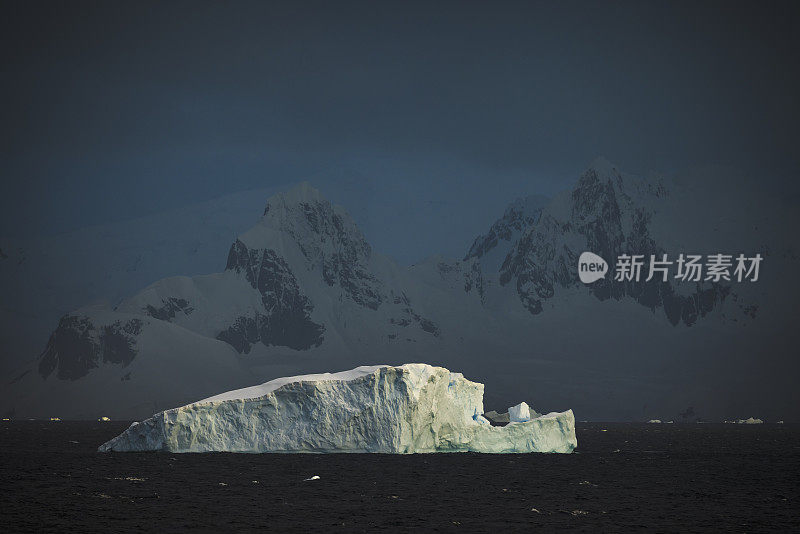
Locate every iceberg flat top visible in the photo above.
<box><xmin>195</xmin><ymin>364</ymin><xmax>391</xmax><ymax>405</ymax></box>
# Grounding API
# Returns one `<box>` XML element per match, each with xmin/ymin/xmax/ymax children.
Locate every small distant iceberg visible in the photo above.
<box><xmin>647</xmin><ymin>419</ymin><xmax>662</xmax><ymax>424</ymax></box>
<box><xmin>725</xmin><ymin>417</ymin><xmax>764</xmax><ymax>425</ymax></box>
<box><xmin>98</xmin><ymin>364</ymin><xmax>576</xmax><ymax>454</ymax></box>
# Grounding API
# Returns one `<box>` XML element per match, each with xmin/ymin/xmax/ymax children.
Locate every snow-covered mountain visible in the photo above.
<box><xmin>0</xmin><ymin>185</ymin><xmax>289</xmax><ymax>379</ymax></box>
<box><xmin>499</xmin><ymin>162</ymin><xmax>731</xmax><ymax>324</ymax></box>
<box><xmin>3</xmin><ymin>160</ymin><xmax>797</xmax><ymax>421</ymax></box>
<box><xmin>464</xmin><ymin>194</ymin><xmax>548</xmax><ymax>272</ymax></box>
<box><xmin>3</xmin><ymin>183</ymin><xmax>450</xmax><ymax>417</ymax></box>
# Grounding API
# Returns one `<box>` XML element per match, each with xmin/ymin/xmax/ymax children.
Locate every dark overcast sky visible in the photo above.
<box><xmin>2</xmin><ymin>0</ymin><xmax>799</xmax><ymax>243</ymax></box>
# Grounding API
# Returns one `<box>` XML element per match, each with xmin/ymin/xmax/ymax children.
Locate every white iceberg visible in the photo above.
<box><xmin>724</xmin><ymin>417</ymin><xmax>763</xmax><ymax>424</ymax></box>
<box><xmin>509</xmin><ymin>402</ymin><xmax>531</xmax><ymax>422</ymax></box>
<box><xmin>737</xmin><ymin>417</ymin><xmax>763</xmax><ymax>425</ymax></box>
<box><xmin>98</xmin><ymin>364</ymin><xmax>576</xmax><ymax>454</ymax></box>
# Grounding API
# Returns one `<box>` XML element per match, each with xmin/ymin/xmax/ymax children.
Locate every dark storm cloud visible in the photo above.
<box><xmin>1</xmin><ymin>0</ymin><xmax>799</xmax><ymax>240</ymax></box>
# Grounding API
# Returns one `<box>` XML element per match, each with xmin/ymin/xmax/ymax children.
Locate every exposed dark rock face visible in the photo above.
<box><xmin>223</xmin><ymin>241</ymin><xmax>324</xmax><ymax>352</ymax></box>
<box><xmin>462</xmin><ymin>261</ymin><xmax>486</xmax><ymax>304</ymax></box>
<box><xmin>435</xmin><ymin>259</ymin><xmax>486</xmax><ymax>305</ymax></box>
<box><xmin>500</xmin><ymin>215</ymin><xmax>574</xmax><ymax>315</ymax></box>
<box><xmin>218</xmin><ymin>193</ymin><xmax>400</xmax><ymax>351</ymax></box>
<box><xmin>322</xmin><ymin>256</ymin><xmax>383</xmax><ymax>310</ymax></box>
<box><xmin>465</xmin><ymin>196</ymin><xmax>545</xmax><ymax>262</ymax></box>
<box><xmin>38</xmin><ymin>315</ymin><xmax>142</xmax><ymax>380</ymax></box>
<box><xmin>270</xmin><ymin>197</ymin><xmax>386</xmax><ymax>311</ymax></box>
<box><xmin>499</xmin><ymin>167</ymin><xmax>729</xmax><ymax>325</ymax></box>
<box><xmin>216</xmin><ymin>316</ymin><xmax>260</xmax><ymax>354</ymax></box>
<box><xmin>387</xmin><ymin>291</ymin><xmax>440</xmax><ymax>338</ymax></box>
<box><xmin>297</xmin><ymin>200</ymin><xmax>384</xmax><ymax>310</ymax></box>
<box><xmin>144</xmin><ymin>298</ymin><xmax>193</xmax><ymax>321</ymax></box>
<box><xmin>100</xmin><ymin>320</ymin><xmax>143</xmax><ymax>366</ymax></box>
<box><xmin>389</xmin><ymin>307</ymin><xmax>440</xmax><ymax>337</ymax></box>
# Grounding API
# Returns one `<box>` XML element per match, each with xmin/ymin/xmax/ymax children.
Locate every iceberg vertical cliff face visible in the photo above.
<box><xmin>98</xmin><ymin>364</ymin><xmax>576</xmax><ymax>454</ymax></box>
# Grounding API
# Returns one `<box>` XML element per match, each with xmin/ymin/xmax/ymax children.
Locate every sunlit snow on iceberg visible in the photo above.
<box><xmin>99</xmin><ymin>364</ymin><xmax>576</xmax><ymax>454</ymax></box>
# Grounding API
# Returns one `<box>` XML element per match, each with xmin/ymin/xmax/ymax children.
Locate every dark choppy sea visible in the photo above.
<box><xmin>1</xmin><ymin>421</ymin><xmax>798</xmax><ymax>532</ymax></box>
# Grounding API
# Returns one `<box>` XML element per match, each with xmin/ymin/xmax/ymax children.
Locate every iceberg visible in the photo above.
<box><xmin>509</xmin><ymin>401</ymin><xmax>532</xmax><ymax>422</ymax></box>
<box><xmin>731</xmin><ymin>417</ymin><xmax>764</xmax><ymax>425</ymax></box>
<box><xmin>98</xmin><ymin>364</ymin><xmax>576</xmax><ymax>454</ymax></box>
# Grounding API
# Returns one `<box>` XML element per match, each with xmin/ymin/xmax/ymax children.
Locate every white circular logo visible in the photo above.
<box><xmin>578</xmin><ymin>252</ymin><xmax>608</xmax><ymax>284</ymax></box>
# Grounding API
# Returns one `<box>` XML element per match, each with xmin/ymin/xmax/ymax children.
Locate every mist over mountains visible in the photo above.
<box><xmin>2</xmin><ymin>161</ymin><xmax>798</xmax><ymax>422</ymax></box>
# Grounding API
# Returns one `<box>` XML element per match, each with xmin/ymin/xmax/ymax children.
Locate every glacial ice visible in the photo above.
<box><xmin>98</xmin><ymin>364</ymin><xmax>576</xmax><ymax>454</ymax></box>
<box><xmin>727</xmin><ymin>417</ymin><xmax>763</xmax><ymax>425</ymax></box>
<box><xmin>509</xmin><ymin>402</ymin><xmax>531</xmax><ymax>422</ymax></box>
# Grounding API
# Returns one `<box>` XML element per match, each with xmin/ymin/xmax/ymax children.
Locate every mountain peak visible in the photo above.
<box><xmin>586</xmin><ymin>156</ymin><xmax>620</xmax><ymax>177</ymax></box>
<box><xmin>464</xmin><ymin>194</ymin><xmax>547</xmax><ymax>269</ymax></box>
<box><xmin>263</xmin><ymin>182</ymin><xmax>327</xmax><ymax>215</ymax></box>
<box><xmin>282</xmin><ymin>181</ymin><xmax>325</xmax><ymax>203</ymax></box>
<box><xmin>244</xmin><ymin>182</ymin><xmax>371</xmax><ymax>275</ymax></box>
<box><xmin>505</xmin><ymin>194</ymin><xmax>550</xmax><ymax>218</ymax></box>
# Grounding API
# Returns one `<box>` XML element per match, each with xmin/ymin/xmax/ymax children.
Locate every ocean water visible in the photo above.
<box><xmin>1</xmin><ymin>421</ymin><xmax>797</xmax><ymax>532</ymax></box>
